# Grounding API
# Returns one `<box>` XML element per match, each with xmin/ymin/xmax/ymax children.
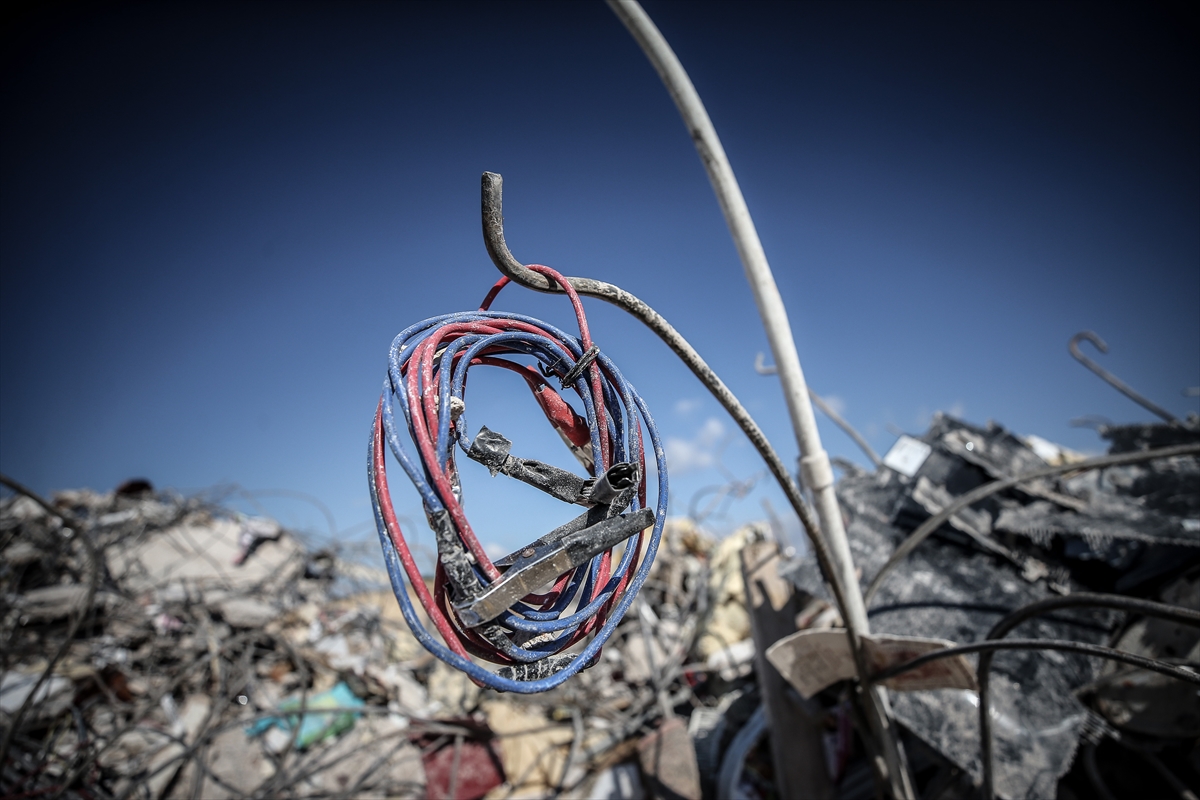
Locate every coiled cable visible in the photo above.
<box><xmin>369</xmin><ymin>265</ymin><xmax>666</xmax><ymax>693</ymax></box>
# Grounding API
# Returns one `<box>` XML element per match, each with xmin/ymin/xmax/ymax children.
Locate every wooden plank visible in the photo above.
<box><xmin>742</xmin><ymin>539</ymin><xmax>834</xmax><ymax>800</ymax></box>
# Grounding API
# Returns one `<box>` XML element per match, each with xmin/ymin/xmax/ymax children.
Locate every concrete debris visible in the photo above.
<box><xmin>481</xmin><ymin>699</ymin><xmax>575</xmax><ymax>798</ymax></box>
<box><xmin>139</xmin><ymin>695</ymin><xmax>211</xmax><ymax>799</ymax></box>
<box><xmin>620</xmin><ymin>628</ymin><xmax>670</xmax><ymax>686</ymax></box>
<box><xmin>2</xmin><ymin>411</ymin><xmax>1196</xmax><ymax>800</ymax></box>
<box><xmin>0</xmin><ymin>672</ymin><xmax>74</xmax><ymax>722</ymax></box>
<box><xmin>293</xmin><ymin>712</ymin><xmax>424</xmax><ymax>798</ymax></box>
<box><xmin>11</xmin><ymin>584</ymin><xmax>113</xmax><ymax>625</ymax></box>
<box><xmin>692</xmin><ymin>524</ymin><xmax>755</xmax><ymax>661</ymax></box>
<box><xmin>785</xmin><ymin>413</ymin><xmax>1200</xmax><ymax>799</ymax></box>
<box><xmin>427</xmin><ymin>660</ymin><xmax>485</xmax><ymax>716</ymax></box>
<box><xmin>216</xmin><ymin>596</ymin><xmax>278</xmax><ymax>628</ymax></box>
<box><xmin>106</xmin><ymin>515</ymin><xmax>304</xmax><ymax>598</ymax></box>
<box><xmin>580</xmin><ymin>762</ymin><xmax>644</xmax><ymax>799</ymax></box>
<box><xmin>704</xmin><ymin>638</ymin><xmax>755</xmax><ymax>681</ymax></box>
<box><xmin>1</xmin><ymin>487</ymin><xmax>425</xmax><ymax>800</ymax></box>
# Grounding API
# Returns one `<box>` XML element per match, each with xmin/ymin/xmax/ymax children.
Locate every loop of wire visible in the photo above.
<box><xmin>369</xmin><ymin>265</ymin><xmax>667</xmax><ymax>692</ymax></box>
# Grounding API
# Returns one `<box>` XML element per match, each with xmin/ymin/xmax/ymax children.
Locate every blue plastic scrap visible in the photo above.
<box><xmin>245</xmin><ymin>680</ymin><xmax>364</xmax><ymax>750</ymax></box>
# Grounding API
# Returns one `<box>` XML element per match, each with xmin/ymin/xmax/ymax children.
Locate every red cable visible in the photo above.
<box><xmin>372</xmin><ymin>401</ymin><xmax>470</xmax><ymax>657</ymax></box>
<box><xmin>374</xmin><ymin>273</ymin><xmax>649</xmax><ymax>667</ymax></box>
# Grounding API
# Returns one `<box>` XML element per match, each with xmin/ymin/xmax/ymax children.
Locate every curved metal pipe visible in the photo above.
<box><xmin>716</xmin><ymin>704</ymin><xmax>768</xmax><ymax>800</ymax></box>
<box><xmin>869</xmin><ymin>637</ymin><xmax>1200</xmax><ymax>688</ymax></box>
<box><xmin>591</xmin><ymin>12</ymin><xmax>913</xmax><ymax>789</ymax></box>
<box><xmin>1070</xmin><ymin>331</ymin><xmax>1177</xmax><ymax>423</ymax></box>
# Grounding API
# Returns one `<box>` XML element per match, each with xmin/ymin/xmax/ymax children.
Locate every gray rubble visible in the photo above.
<box><xmin>2</xmin><ymin>414</ymin><xmax>1197</xmax><ymax>800</ymax></box>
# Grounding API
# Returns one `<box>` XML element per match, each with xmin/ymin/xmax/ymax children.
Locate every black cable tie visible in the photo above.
<box><xmin>559</xmin><ymin>344</ymin><xmax>600</xmax><ymax>388</ymax></box>
<box><xmin>467</xmin><ymin>426</ymin><xmax>512</xmax><ymax>476</ymax></box>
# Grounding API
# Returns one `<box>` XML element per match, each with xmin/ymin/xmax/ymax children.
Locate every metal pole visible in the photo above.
<box><xmin>606</xmin><ymin>2</ymin><xmax>914</xmax><ymax>797</ymax></box>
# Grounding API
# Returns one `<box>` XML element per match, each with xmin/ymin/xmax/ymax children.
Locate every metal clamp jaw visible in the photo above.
<box><xmin>447</xmin><ymin>426</ymin><xmax>650</xmax><ymax>627</ymax></box>
<box><xmin>467</xmin><ymin>426</ymin><xmax>638</xmax><ymax>507</ymax></box>
<box><xmin>453</xmin><ymin>506</ymin><xmax>654</xmax><ymax>627</ymax></box>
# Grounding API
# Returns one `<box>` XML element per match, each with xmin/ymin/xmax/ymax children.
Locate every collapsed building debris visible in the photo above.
<box><xmin>0</xmin><ymin>483</ymin><xmax>428</xmax><ymax>800</ymax></box>
<box><xmin>780</xmin><ymin>413</ymin><xmax>1200</xmax><ymax>799</ymax></box>
<box><xmin>2</xmin><ymin>411</ymin><xmax>1198</xmax><ymax>800</ymax></box>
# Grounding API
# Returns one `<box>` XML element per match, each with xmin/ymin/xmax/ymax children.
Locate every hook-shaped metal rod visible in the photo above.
<box><xmin>1069</xmin><ymin>331</ymin><xmax>1176</xmax><ymax>423</ymax></box>
<box><xmin>482</xmin><ymin>172</ymin><xmax>567</xmax><ymax>295</ymax></box>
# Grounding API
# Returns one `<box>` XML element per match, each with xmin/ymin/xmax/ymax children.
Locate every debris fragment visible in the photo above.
<box><xmin>246</xmin><ymin>680</ymin><xmax>365</xmax><ymax>751</ymax></box>
<box><xmin>785</xmin><ymin>413</ymin><xmax>1200</xmax><ymax>799</ymax></box>
<box><xmin>767</xmin><ymin>630</ymin><xmax>977</xmax><ymax>699</ymax></box>
<box><xmin>636</xmin><ymin>717</ymin><xmax>701</xmax><ymax>800</ymax></box>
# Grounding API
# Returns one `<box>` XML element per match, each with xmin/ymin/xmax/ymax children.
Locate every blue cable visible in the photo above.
<box><xmin>370</xmin><ymin>307</ymin><xmax>666</xmax><ymax>692</ymax></box>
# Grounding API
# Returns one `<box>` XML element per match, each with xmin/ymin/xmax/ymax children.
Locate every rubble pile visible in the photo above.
<box><xmin>2</xmin><ymin>413</ymin><xmax>1198</xmax><ymax>800</ymax></box>
<box><xmin>0</xmin><ymin>480</ymin><xmax>754</xmax><ymax>799</ymax></box>
<box><xmin>782</xmin><ymin>414</ymin><xmax>1200</xmax><ymax>799</ymax></box>
<box><xmin>1</xmin><ymin>485</ymin><xmax>431</xmax><ymax>799</ymax></box>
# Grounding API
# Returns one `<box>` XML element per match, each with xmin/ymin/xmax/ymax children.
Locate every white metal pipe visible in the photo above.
<box><xmin>607</xmin><ymin>2</ymin><xmax>914</xmax><ymax>797</ymax></box>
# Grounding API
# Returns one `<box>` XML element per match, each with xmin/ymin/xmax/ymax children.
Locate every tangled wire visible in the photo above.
<box><xmin>369</xmin><ymin>265</ymin><xmax>667</xmax><ymax>693</ymax></box>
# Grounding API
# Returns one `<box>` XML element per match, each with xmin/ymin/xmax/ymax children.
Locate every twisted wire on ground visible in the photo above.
<box><xmin>0</xmin><ymin>484</ymin><xmax>530</xmax><ymax>800</ymax></box>
<box><xmin>0</xmin><ymin>476</ymin><xmax>100</xmax><ymax>776</ymax></box>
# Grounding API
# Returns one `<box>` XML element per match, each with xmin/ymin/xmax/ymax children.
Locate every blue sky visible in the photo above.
<box><xmin>2</xmin><ymin>2</ymin><xmax>1197</xmax><ymax>561</ymax></box>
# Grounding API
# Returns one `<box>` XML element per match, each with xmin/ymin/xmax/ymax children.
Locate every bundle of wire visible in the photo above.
<box><xmin>368</xmin><ymin>264</ymin><xmax>667</xmax><ymax>693</ymax></box>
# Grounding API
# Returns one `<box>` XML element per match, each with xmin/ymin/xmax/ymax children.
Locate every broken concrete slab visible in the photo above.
<box><xmin>12</xmin><ymin>584</ymin><xmax>105</xmax><ymax>624</ymax></box>
<box><xmin>0</xmin><ymin>672</ymin><xmax>74</xmax><ymax>722</ymax></box>
<box><xmin>106</xmin><ymin>516</ymin><xmax>304</xmax><ymax>598</ymax></box>
<box><xmin>215</xmin><ymin>596</ymin><xmax>277</xmax><ymax>628</ymax></box>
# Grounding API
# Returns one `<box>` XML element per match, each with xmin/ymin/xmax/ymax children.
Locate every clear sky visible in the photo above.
<box><xmin>3</xmin><ymin>2</ymin><xmax>1197</xmax><ymax>562</ymax></box>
